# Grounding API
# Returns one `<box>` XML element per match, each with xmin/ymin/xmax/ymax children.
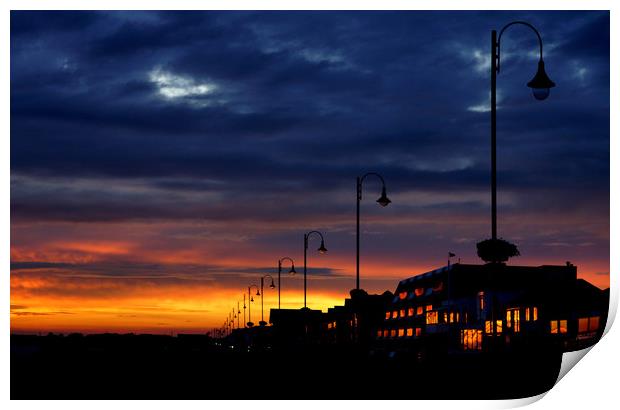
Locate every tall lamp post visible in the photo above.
<box><xmin>303</xmin><ymin>231</ymin><xmax>328</xmax><ymax>309</ymax></box>
<box><xmin>259</xmin><ymin>274</ymin><xmax>276</xmax><ymax>326</ymax></box>
<box><xmin>247</xmin><ymin>284</ymin><xmax>259</xmax><ymax>327</ymax></box>
<box><xmin>277</xmin><ymin>257</ymin><xmax>296</xmax><ymax>309</ymax></box>
<box><xmin>490</xmin><ymin>21</ymin><xmax>555</xmax><ymax>241</ymax></box>
<box><xmin>356</xmin><ymin>172</ymin><xmax>391</xmax><ymax>291</ymax></box>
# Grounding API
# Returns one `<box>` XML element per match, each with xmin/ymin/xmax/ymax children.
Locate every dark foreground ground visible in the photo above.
<box><xmin>11</xmin><ymin>333</ymin><xmax>562</xmax><ymax>399</ymax></box>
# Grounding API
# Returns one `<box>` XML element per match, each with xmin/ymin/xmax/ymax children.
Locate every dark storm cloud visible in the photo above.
<box><xmin>10</xmin><ymin>11</ymin><xmax>609</xmax><ymax>225</ymax></box>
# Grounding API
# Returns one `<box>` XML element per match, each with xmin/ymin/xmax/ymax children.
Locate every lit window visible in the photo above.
<box><xmin>390</xmin><ymin>329</ymin><xmax>396</xmax><ymax>338</ymax></box>
<box><xmin>426</xmin><ymin>304</ymin><xmax>433</xmax><ymax>311</ymax></box>
<box><xmin>478</xmin><ymin>291</ymin><xmax>485</xmax><ymax>310</ymax></box>
<box><xmin>461</xmin><ymin>329</ymin><xmax>482</xmax><ymax>350</ymax></box>
<box><xmin>392</xmin><ymin>310</ymin><xmax>398</xmax><ymax>319</ymax></box>
<box><xmin>327</xmin><ymin>323</ymin><xmax>333</xmax><ymax>329</ymax></box>
<box><xmin>414</xmin><ymin>288</ymin><xmax>424</xmax><ymax>297</ymax></box>
<box><xmin>525</xmin><ymin>307</ymin><xmax>530</xmax><ymax>321</ymax></box>
<box><xmin>400</xmin><ymin>309</ymin><xmax>406</xmax><ymax>318</ymax></box>
<box><xmin>398</xmin><ymin>328</ymin><xmax>405</xmax><ymax>337</ymax></box>
<box><xmin>578</xmin><ymin>318</ymin><xmax>588</xmax><ymax>333</ymax></box>
<box><xmin>496</xmin><ymin>320</ymin><xmax>503</xmax><ymax>334</ymax></box>
<box><xmin>449</xmin><ymin>312</ymin><xmax>454</xmax><ymax>323</ymax></box>
<box><xmin>443</xmin><ymin>312</ymin><xmax>448</xmax><ymax>323</ymax></box>
<box><xmin>426</xmin><ymin>311</ymin><xmax>438</xmax><ymax>325</ymax></box>
<box><xmin>415</xmin><ymin>328</ymin><xmax>422</xmax><ymax>337</ymax></box>
<box><xmin>377</xmin><ymin>330</ymin><xmax>382</xmax><ymax>338</ymax></box>
<box><xmin>416</xmin><ymin>306</ymin><xmax>423</xmax><ymax>315</ymax></box>
<box><xmin>383</xmin><ymin>330</ymin><xmax>389</xmax><ymax>338</ymax></box>
<box><xmin>385</xmin><ymin>311</ymin><xmax>390</xmax><ymax>320</ymax></box>
<box><xmin>559</xmin><ymin>320</ymin><xmax>568</xmax><ymax>334</ymax></box>
<box><xmin>485</xmin><ymin>320</ymin><xmax>492</xmax><ymax>334</ymax></box>
<box><xmin>550</xmin><ymin>320</ymin><xmax>558</xmax><ymax>334</ymax></box>
<box><xmin>505</xmin><ymin>308</ymin><xmax>521</xmax><ymax>332</ymax></box>
<box><xmin>406</xmin><ymin>328</ymin><xmax>413</xmax><ymax>337</ymax></box>
<box><xmin>590</xmin><ymin>316</ymin><xmax>600</xmax><ymax>331</ymax></box>
<box><xmin>455</xmin><ymin>312</ymin><xmax>460</xmax><ymax>323</ymax></box>
<box><xmin>399</xmin><ymin>291</ymin><xmax>408</xmax><ymax>300</ymax></box>
<box><xmin>407</xmin><ymin>307</ymin><xmax>414</xmax><ymax>317</ymax></box>
<box><xmin>533</xmin><ymin>307</ymin><xmax>538</xmax><ymax>321</ymax></box>
<box><xmin>514</xmin><ymin>309</ymin><xmax>520</xmax><ymax>332</ymax></box>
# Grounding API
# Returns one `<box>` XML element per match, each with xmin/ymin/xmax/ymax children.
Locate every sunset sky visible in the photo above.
<box><xmin>10</xmin><ymin>11</ymin><xmax>609</xmax><ymax>334</ymax></box>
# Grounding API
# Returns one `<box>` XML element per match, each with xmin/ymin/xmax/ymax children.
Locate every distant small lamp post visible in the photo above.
<box><xmin>242</xmin><ymin>294</ymin><xmax>247</xmax><ymax>327</ymax></box>
<box><xmin>247</xmin><ymin>284</ymin><xmax>259</xmax><ymax>327</ymax></box>
<box><xmin>277</xmin><ymin>257</ymin><xmax>296</xmax><ymax>309</ymax></box>
<box><xmin>356</xmin><ymin>172</ymin><xmax>391</xmax><ymax>290</ymax></box>
<box><xmin>237</xmin><ymin>301</ymin><xmax>241</xmax><ymax>329</ymax></box>
<box><xmin>303</xmin><ymin>231</ymin><xmax>327</xmax><ymax>309</ymax></box>
<box><xmin>259</xmin><ymin>274</ymin><xmax>276</xmax><ymax>326</ymax></box>
<box><xmin>489</xmin><ymin>21</ymin><xmax>555</xmax><ymax>242</ymax></box>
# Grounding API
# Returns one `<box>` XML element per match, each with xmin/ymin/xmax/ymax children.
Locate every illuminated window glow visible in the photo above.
<box><xmin>533</xmin><ymin>307</ymin><xmax>538</xmax><ymax>321</ymax></box>
<box><xmin>392</xmin><ymin>310</ymin><xmax>398</xmax><ymax>319</ymax></box>
<box><xmin>400</xmin><ymin>309</ymin><xmax>406</xmax><ymax>318</ymax></box>
<box><xmin>398</xmin><ymin>328</ymin><xmax>405</xmax><ymax>337</ymax></box>
<box><xmin>399</xmin><ymin>291</ymin><xmax>408</xmax><ymax>300</ymax></box>
<box><xmin>407</xmin><ymin>307</ymin><xmax>414</xmax><ymax>317</ymax></box>
<box><xmin>525</xmin><ymin>307</ymin><xmax>530</xmax><ymax>321</ymax></box>
<box><xmin>415</xmin><ymin>328</ymin><xmax>422</xmax><ymax>337</ymax></box>
<box><xmin>416</xmin><ymin>306</ymin><xmax>423</xmax><ymax>315</ymax></box>
<box><xmin>426</xmin><ymin>304</ymin><xmax>433</xmax><ymax>311</ymax></box>
<box><xmin>461</xmin><ymin>329</ymin><xmax>482</xmax><ymax>350</ymax></box>
<box><xmin>426</xmin><ymin>311</ymin><xmax>438</xmax><ymax>325</ymax></box>
<box><xmin>414</xmin><ymin>288</ymin><xmax>424</xmax><ymax>297</ymax></box>
<box><xmin>506</xmin><ymin>308</ymin><xmax>520</xmax><ymax>332</ymax></box>
<box><xmin>385</xmin><ymin>311</ymin><xmax>391</xmax><ymax>320</ymax></box>
<box><xmin>390</xmin><ymin>329</ymin><xmax>396</xmax><ymax>338</ymax></box>
<box><xmin>485</xmin><ymin>320</ymin><xmax>492</xmax><ymax>334</ymax></box>
<box><xmin>406</xmin><ymin>328</ymin><xmax>413</xmax><ymax>337</ymax></box>
<box><xmin>496</xmin><ymin>320</ymin><xmax>502</xmax><ymax>334</ymax></box>
<box><xmin>550</xmin><ymin>319</ymin><xmax>568</xmax><ymax>334</ymax></box>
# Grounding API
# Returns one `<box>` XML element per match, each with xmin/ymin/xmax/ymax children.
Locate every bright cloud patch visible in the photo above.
<box><xmin>149</xmin><ymin>68</ymin><xmax>217</xmax><ymax>100</ymax></box>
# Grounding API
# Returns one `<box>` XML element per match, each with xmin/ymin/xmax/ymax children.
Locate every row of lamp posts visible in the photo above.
<box><xmin>218</xmin><ymin>20</ymin><xmax>554</xmax><ymax>337</ymax></box>
<box><xmin>221</xmin><ymin>174</ymin><xmax>392</xmax><ymax>332</ymax></box>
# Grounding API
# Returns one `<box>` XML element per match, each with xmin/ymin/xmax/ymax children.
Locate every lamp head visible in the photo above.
<box><xmin>318</xmin><ymin>240</ymin><xmax>328</xmax><ymax>254</ymax></box>
<box><xmin>256</xmin><ymin>289</ymin><xmax>261</xmax><ymax>296</ymax></box>
<box><xmin>376</xmin><ymin>186</ymin><xmax>391</xmax><ymax>207</ymax></box>
<box><xmin>289</xmin><ymin>265</ymin><xmax>296</xmax><ymax>275</ymax></box>
<box><xmin>250</xmin><ymin>296</ymin><xmax>254</xmax><ymax>302</ymax></box>
<box><xmin>527</xmin><ymin>60</ymin><xmax>555</xmax><ymax>101</ymax></box>
<box><xmin>269</xmin><ymin>279</ymin><xmax>276</xmax><ymax>289</ymax></box>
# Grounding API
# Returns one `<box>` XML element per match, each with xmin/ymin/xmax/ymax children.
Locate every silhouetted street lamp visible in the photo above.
<box><xmin>237</xmin><ymin>302</ymin><xmax>241</xmax><ymax>329</ymax></box>
<box><xmin>277</xmin><ymin>257</ymin><xmax>296</xmax><ymax>309</ymax></box>
<box><xmin>356</xmin><ymin>172</ymin><xmax>391</xmax><ymax>290</ymax></box>
<box><xmin>242</xmin><ymin>294</ymin><xmax>247</xmax><ymax>327</ymax></box>
<box><xmin>303</xmin><ymin>230</ymin><xmax>327</xmax><ymax>309</ymax></box>
<box><xmin>489</xmin><ymin>21</ymin><xmax>555</xmax><ymax>241</ymax></box>
<box><xmin>247</xmin><ymin>284</ymin><xmax>259</xmax><ymax>327</ymax></box>
<box><xmin>259</xmin><ymin>274</ymin><xmax>276</xmax><ymax>325</ymax></box>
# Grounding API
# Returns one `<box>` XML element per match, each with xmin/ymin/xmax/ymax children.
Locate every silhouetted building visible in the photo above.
<box><xmin>374</xmin><ymin>263</ymin><xmax>608</xmax><ymax>358</ymax></box>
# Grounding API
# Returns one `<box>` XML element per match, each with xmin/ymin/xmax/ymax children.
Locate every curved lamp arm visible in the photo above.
<box><xmin>262</xmin><ymin>274</ymin><xmax>276</xmax><ymax>285</ymax></box>
<box><xmin>497</xmin><ymin>21</ymin><xmax>544</xmax><ymax>73</ymax></box>
<box><xmin>279</xmin><ymin>256</ymin><xmax>295</xmax><ymax>266</ymax></box>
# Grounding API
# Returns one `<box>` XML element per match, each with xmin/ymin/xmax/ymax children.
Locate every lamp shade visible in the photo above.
<box><xmin>376</xmin><ymin>186</ymin><xmax>391</xmax><ymax>207</ymax></box>
<box><xmin>527</xmin><ymin>60</ymin><xmax>555</xmax><ymax>100</ymax></box>
<box><xmin>318</xmin><ymin>240</ymin><xmax>328</xmax><ymax>254</ymax></box>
